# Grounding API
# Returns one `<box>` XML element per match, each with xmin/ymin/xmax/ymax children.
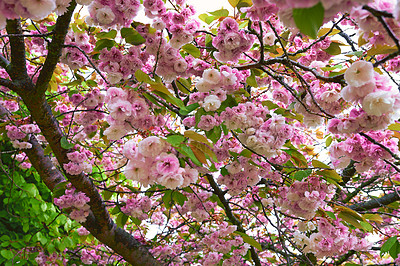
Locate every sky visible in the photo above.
<box><xmin>187</xmin><ymin>0</ymin><xmax>231</xmax><ymax>15</ymax></box>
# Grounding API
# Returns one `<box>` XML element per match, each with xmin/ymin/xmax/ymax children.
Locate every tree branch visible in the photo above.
<box><xmin>206</xmin><ymin>174</ymin><xmax>262</xmax><ymax>266</ymax></box>
<box><xmin>35</xmin><ymin>0</ymin><xmax>77</xmax><ymax>95</ymax></box>
<box><xmin>0</xmin><ymin>77</ymin><xmax>18</xmax><ymax>91</ymax></box>
<box><xmin>5</xmin><ymin>19</ymin><xmax>30</xmax><ymax>82</ymax></box>
<box><xmin>0</xmin><ymin>54</ymin><xmax>10</xmax><ymax>69</ymax></box>
<box><xmin>350</xmin><ymin>192</ymin><xmax>400</xmax><ymax>211</ymax></box>
<box><xmin>19</xmin><ymin>91</ymin><xmax>159</xmax><ymax>265</ymax></box>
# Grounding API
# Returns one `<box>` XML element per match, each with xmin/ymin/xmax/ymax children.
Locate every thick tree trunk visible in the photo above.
<box><xmin>1</xmin><ymin>2</ymin><xmax>159</xmax><ymax>264</ymax></box>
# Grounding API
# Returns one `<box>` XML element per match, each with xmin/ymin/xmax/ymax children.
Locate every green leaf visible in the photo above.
<box><xmin>221</xmin><ymin>167</ymin><xmax>229</xmax><ymax>176</ymax></box>
<box><xmin>94</xmin><ymin>39</ymin><xmax>115</xmax><ymax>51</ymax></box>
<box><xmin>116</xmin><ymin>213</ymin><xmax>129</xmax><ymax>228</ymax></box>
<box><xmin>325</xmin><ymin>211</ymin><xmax>336</xmax><ymax>220</ymax></box>
<box><xmin>262</xmin><ymin>100</ymin><xmax>279</xmax><ymax>110</ymax></box>
<box><xmin>102</xmin><ymin>190</ymin><xmax>113</xmax><ymax>201</ymax></box>
<box><xmin>323</xmin><ymin>41</ymin><xmax>342</xmax><ymax>55</ymax></box>
<box><xmin>345</xmin><ymin>51</ymin><xmax>364</xmax><ymax>58</ymax></box>
<box><xmin>205</xmin><ymin>126</ymin><xmax>222</xmax><ymax>144</ymax></box>
<box><xmin>236</xmin><ymin>0</ymin><xmax>253</xmax><ymax>9</ymax></box>
<box><xmin>381</xmin><ymin>236</ymin><xmax>398</xmax><ymax>254</ymax></box>
<box><xmin>23</xmin><ymin>183</ymin><xmax>38</xmax><ymax>197</ymax></box>
<box><xmin>131</xmin><ymin>217</ymin><xmax>142</xmax><ymax>226</ymax></box>
<box><xmin>325</xmin><ymin>136</ymin><xmax>333</xmax><ymax>147</ymax></box>
<box><xmin>152</xmin><ymin>88</ymin><xmax>177</xmax><ymax>101</ymax></box>
<box><xmin>162</xmin><ymin>190</ymin><xmax>173</xmax><ymax>209</ymax></box>
<box><xmin>184</xmin><ymin>130</ymin><xmax>211</xmax><ymax>146</ymax></box>
<box><xmin>179</xmin><ymin>103</ymin><xmax>199</xmax><ymax>116</ymax></box>
<box><xmin>388</xmin><ymin>123</ymin><xmax>400</xmax><ymax>131</ymax></box>
<box><xmin>367</xmin><ymin>45</ymin><xmax>398</xmax><ymax>56</ymax></box>
<box><xmin>293</xmin><ymin>169</ymin><xmax>312</xmax><ymax>181</ymax></box>
<box><xmin>359</xmin><ymin>221</ymin><xmax>373</xmax><ymax>232</ymax></box>
<box><xmin>338</xmin><ymin>211</ymin><xmax>363</xmax><ymax>230</ymax></box>
<box><xmin>176</xmin><ymin>78</ymin><xmax>191</xmax><ymax>94</ymax></box>
<box><xmin>143</xmin><ymin>92</ymin><xmax>162</xmax><ymax>107</ymax></box>
<box><xmin>182</xmin><ymin>43</ymin><xmax>201</xmax><ymax>58</ymax></box>
<box><xmin>311</xmin><ymin>160</ymin><xmax>330</xmax><ymax>169</ymax></box>
<box><xmin>240</xmin><ymin>149</ymin><xmax>253</xmax><ymax>158</ymax></box>
<box><xmin>363</xmin><ymin>213</ymin><xmax>383</xmax><ymax>223</ymax></box>
<box><xmin>172</xmin><ymin>191</ymin><xmax>188</xmax><ymax>206</ymax></box>
<box><xmin>390</xmin><ymin>240</ymin><xmax>400</xmax><ymax>259</ymax></box>
<box><xmin>246</xmin><ymin>69</ymin><xmax>258</xmax><ymax>88</ymax></box>
<box><xmin>293</xmin><ymin>2</ymin><xmax>325</xmax><ymax>39</ymax></box>
<box><xmin>60</xmin><ymin>136</ymin><xmax>74</xmax><ymax>149</ymax></box>
<box><xmin>166</xmin><ymin>135</ymin><xmax>185</xmax><ymax>147</ymax></box>
<box><xmin>234</xmin><ymin>231</ymin><xmax>262</xmax><ymax>251</ymax></box>
<box><xmin>198</xmin><ymin>14</ymin><xmax>217</xmax><ymax>24</ymax></box>
<box><xmin>177</xmin><ymin>145</ymin><xmax>202</xmax><ymax>166</ymax></box>
<box><xmin>316</xmin><ymin>169</ymin><xmax>343</xmax><ymax>183</ymax></box>
<box><xmin>121</xmin><ymin>28</ymin><xmax>146</xmax><ymax>45</ymax></box>
<box><xmin>135</xmin><ymin>69</ymin><xmax>153</xmax><ymax>84</ymax></box>
<box><xmin>96</xmin><ymin>30</ymin><xmax>117</xmax><ymax>40</ymax></box>
<box><xmin>228</xmin><ymin>0</ymin><xmax>240</xmax><ymax>8</ymax></box>
<box><xmin>85</xmin><ymin>80</ymin><xmax>98</xmax><ymax>87</ymax></box>
<box><xmin>208</xmin><ymin>9</ymin><xmax>229</xmax><ymax>17</ymax></box>
<box><xmin>0</xmin><ymin>250</ymin><xmax>13</xmax><ymax>260</ymax></box>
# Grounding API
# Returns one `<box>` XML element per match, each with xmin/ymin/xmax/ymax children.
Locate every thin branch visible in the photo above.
<box><xmin>0</xmin><ymin>31</ymin><xmax>54</xmax><ymax>39</ymax></box>
<box><xmin>63</xmin><ymin>44</ymin><xmax>109</xmax><ymax>84</ymax></box>
<box><xmin>343</xmin><ymin>176</ymin><xmax>380</xmax><ymax>204</ymax></box>
<box><xmin>350</xmin><ymin>191</ymin><xmax>400</xmax><ymax>211</ymax></box>
<box><xmin>0</xmin><ymin>54</ymin><xmax>10</xmax><ymax>69</ymax></box>
<box><xmin>206</xmin><ymin>174</ymin><xmax>262</xmax><ymax>266</ymax></box>
<box><xmin>359</xmin><ymin>132</ymin><xmax>400</xmax><ymax>161</ymax></box>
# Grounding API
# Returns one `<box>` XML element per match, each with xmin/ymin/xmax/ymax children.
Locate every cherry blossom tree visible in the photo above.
<box><xmin>2</xmin><ymin>0</ymin><xmax>400</xmax><ymax>265</ymax></box>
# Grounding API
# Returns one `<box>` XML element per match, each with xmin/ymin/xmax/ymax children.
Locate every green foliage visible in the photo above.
<box><xmin>0</xmin><ymin>142</ymin><xmax>80</xmax><ymax>264</ymax></box>
<box><xmin>293</xmin><ymin>2</ymin><xmax>325</xmax><ymax>39</ymax></box>
<box><xmin>121</xmin><ymin>28</ymin><xmax>146</xmax><ymax>45</ymax></box>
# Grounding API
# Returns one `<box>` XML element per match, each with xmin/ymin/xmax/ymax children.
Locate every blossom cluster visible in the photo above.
<box><xmin>61</xmin><ymin>31</ymin><xmax>93</xmax><ymax>70</ymax></box>
<box><xmin>6</xmin><ymin>123</ymin><xmax>41</xmax><ymax>150</ymax></box>
<box><xmin>123</xmin><ymin>136</ymin><xmax>199</xmax><ymax>189</ymax></box>
<box><xmin>98</xmin><ymin>46</ymin><xmax>148</xmax><ymax>84</ymax></box>
<box><xmin>68</xmin><ymin>88</ymin><xmax>105</xmax><ymax>140</ymax></box>
<box><xmin>200</xmin><ymin>222</ymin><xmax>250</xmax><ymax>266</ymax></box>
<box><xmin>35</xmin><ymin>251</ymin><xmax>67</xmax><ymax>266</ymax></box>
<box><xmin>212</xmin><ymin>18</ymin><xmax>256</xmax><ymax>63</ymax></box>
<box><xmin>329</xmin><ymin>130</ymin><xmax>398</xmax><ymax>172</ymax></box>
<box><xmin>80</xmin><ymin>248</ymin><xmax>102</xmax><ymax>264</ymax></box>
<box><xmin>236</xmin><ymin>112</ymin><xmax>294</xmax><ymax>158</ymax></box>
<box><xmin>54</xmin><ymin>186</ymin><xmax>91</xmax><ymax>223</ymax></box>
<box><xmin>0</xmin><ymin>0</ymin><xmax>73</xmax><ymax>29</ymax></box>
<box><xmin>180</xmin><ymin>191</ymin><xmax>216</xmax><ymax>222</ymax></box>
<box><xmin>104</xmin><ymin>87</ymin><xmax>163</xmax><ymax>140</ymax></box>
<box><xmin>140</xmin><ymin>29</ymin><xmax>194</xmax><ymax>82</ymax></box>
<box><xmin>290</xmin><ymin>76</ymin><xmax>345</xmax><ymax>128</ymax></box>
<box><xmin>195</xmin><ymin>67</ymin><xmax>242</xmax><ymax>94</ymax></box>
<box><xmin>87</xmin><ymin>0</ymin><xmax>140</xmax><ymax>27</ymax></box>
<box><xmin>63</xmin><ymin>150</ymin><xmax>93</xmax><ymax>175</ymax></box>
<box><xmin>351</xmin><ymin>0</ymin><xmax>400</xmax><ymax>46</ymax></box>
<box><xmin>294</xmin><ymin>218</ymin><xmax>371</xmax><ymax>257</ymax></box>
<box><xmin>218</xmin><ymin>157</ymin><xmax>260</xmax><ymax>195</ymax></box>
<box><xmin>329</xmin><ymin>61</ymin><xmax>400</xmax><ymax>134</ymax></box>
<box><xmin>242</xmin><ymin>0</ymin><xmax>279</xmax><ymax>21</ymax></box>
<box><xmin>277</xmin><ymin>176</ymin><xmax>335</xmax><ymax>220</ymax></box>
<box><xmin>121</xmin><ymin>195</ymin><xmax>152</xmax><ymax>221</ymax></box>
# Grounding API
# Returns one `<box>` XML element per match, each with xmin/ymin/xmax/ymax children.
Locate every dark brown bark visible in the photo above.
<box><xmin>350</xmin><ymin>192</ymin><xmax>400</xmax><ymax>211</ymax></box>
<box><xmin>1</xmin><ymin>6</ymin><xmax>159</xmax><ymax>266</ymax></box>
